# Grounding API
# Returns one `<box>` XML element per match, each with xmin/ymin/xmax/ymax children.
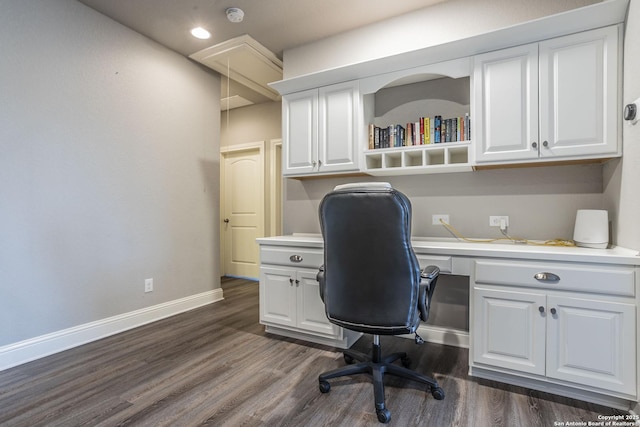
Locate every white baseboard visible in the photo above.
<box><xmin>0</xmin><ymin>289</ymin><xmax>224</xmax><ymax>372</ymax></box>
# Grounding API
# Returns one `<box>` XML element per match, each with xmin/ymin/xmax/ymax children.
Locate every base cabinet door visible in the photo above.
<box><xmin>473</xmin><ymin>287</ymin><xmax>546</xmax><ymax>375</ymax></box>
<box><xmin>473</xmin><ymin>284</ymin><xmax>637</xmax><ymax>397</ymax></box>
<box><xmin>259</xmin><ymin>266</ymin><xmax>297</xmax><ymax>328</ymax></box>
<box><xmin>297</xmin><ymin>269</ymin><xmax>338</xmax><ymax>336</ymax></box>
<box><xmin>260</xmin><ymin>266</ymin><xmax>335</xmax><ymax>335</ymax></box>
<box><xmin>546</xmin><ymin>295</ymin><xmax>636</xmax><ymax>395</ymax></box>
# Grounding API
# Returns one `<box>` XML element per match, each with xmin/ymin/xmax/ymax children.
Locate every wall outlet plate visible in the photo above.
<box><xmin>432</xmin><ymin>214</ymin><xmax>450</xmax><ymax>225</ymax></box>
<box><xmin>144</xmin><ymin>278</ymin><xmax>153</xmax><ymax>293</ymax></box>
<box><xmin>489</xmin><ymin>216</ymin><xmax>509</xmax><ymax>227</ymax></box>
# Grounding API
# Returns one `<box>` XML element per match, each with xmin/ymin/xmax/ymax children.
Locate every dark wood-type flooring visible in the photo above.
<box><xmin>0</xmin><ymin>277</ymin><xmax>627</xmax><ymax>426</ymax></box>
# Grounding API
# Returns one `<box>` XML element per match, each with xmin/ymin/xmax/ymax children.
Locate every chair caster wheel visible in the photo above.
<box><xmin>376</xmin><ymin>408</ymin><xmax>391</xmax><ymax>423</ymax></box>
<box><xmin>431</xmin><ymin>386</ymin><xmax>445</xmax><ymax>400</ymax></box>
<box><xmin>401</xmin><ymin>356</ymin><xmax>411</xmax><ymax>368</ymax></box>
<box><xmin>343</xmin><ymin>353</ymin><xmax>355</xmax><ymax>364</ymax></box>
<box><xmin>319</xmin><ymin>380</ymin><xmax>331</xmax><ymax>393</ymax></box>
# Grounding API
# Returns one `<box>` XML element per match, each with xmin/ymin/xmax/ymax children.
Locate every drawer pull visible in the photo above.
<box><xmin>534</xmin><ymin>272</ymin><xmax>560</xmax><ymax>282</ymax></box>
<box><xmin>289</xmin><ymin>255</ymin><xmax>303</xmax><ymax>263</ymax></box>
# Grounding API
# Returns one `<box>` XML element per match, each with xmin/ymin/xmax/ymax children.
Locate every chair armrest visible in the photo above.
<box><xmin>316</xmin><ymin>265</ymin><xmax>325</xmax><ymax>302</ymax></box>
<box><xmin>418</xmin><ymin>265</ymin><xmax>440</xmax><ymax>322</ymax></box>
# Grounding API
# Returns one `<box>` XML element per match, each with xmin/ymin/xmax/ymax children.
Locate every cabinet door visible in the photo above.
<box><xmin>296</xmin><ymin>269</ymin><xmax>339</xmax><ymax>336</ymax></box>
<box><xmin>546</xmin><ymin>295</ymin><xmax>636</xmax><ymax>395</ymax></box>
<box><xmin>474</xmin><ymin>44</ymin><xmax>539</xmax><ymax>163</ymax></box>
<box><xmin>259</xmin><ymin>266</ymin><xmax>297</xmax><ymax>328</ymax></box>
<box><xmin>282</xmin><ymin>89</ymin><xmax>318</xmax><ymax>175</ymax></box>
<box><xmin>539</xmin><ymin>26</ymin><xmax>619</xmax><ymax>159</ymax></box>
<box><xmin>318</xmin><ymin>81</ymin><xmax>359</xmax><ymax>173</ymax></box>
<box><xmin>473</xmin><ymin>287</ymin><xmax>546</xmax><ymax>375</ymax></box>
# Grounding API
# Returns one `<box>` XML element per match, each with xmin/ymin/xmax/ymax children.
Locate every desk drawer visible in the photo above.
<box><xmin>260</xmin><ymin>246</ymin><xmax>323</xmax><ymax>269</ymax></box>
<box><xmin>474</xmin><ymin>259</ymin><xmax>635</xmax><ymax>297</ymax></box>
<box><xmin>417</xmin><ymin>255</ymin><xmax>452</xmax><ymax>274</ymax></box>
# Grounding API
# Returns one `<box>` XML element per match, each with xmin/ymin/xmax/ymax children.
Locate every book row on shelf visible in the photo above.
<box><xmin>368</xmin><ymin>114</ymin><xmax>471</xmax><ymax>149</ymax></box>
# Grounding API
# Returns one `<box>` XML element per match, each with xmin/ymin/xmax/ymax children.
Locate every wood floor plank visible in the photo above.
<box><xmin>0</xmin><ymin>277</ymin><xmax>629</xmax><ymax>426</ymax></box>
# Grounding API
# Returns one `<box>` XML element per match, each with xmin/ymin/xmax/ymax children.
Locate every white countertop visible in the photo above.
<box><xmin>256</xmin><ymin>234</ymin><xmax>640</xmax><ymax>266</ymax></box>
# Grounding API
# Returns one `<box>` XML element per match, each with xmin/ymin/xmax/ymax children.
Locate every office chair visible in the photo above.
<box><xmin>316</xmin><ymin>182</ymin><xmax>444</xmax><ymax>423</ymax></box>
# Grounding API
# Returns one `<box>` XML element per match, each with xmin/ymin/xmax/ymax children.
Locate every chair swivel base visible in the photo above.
<box><xmin>318</xmin><ymin>339</ymin><xmax>445</xmax><ymax>424</ymax></box>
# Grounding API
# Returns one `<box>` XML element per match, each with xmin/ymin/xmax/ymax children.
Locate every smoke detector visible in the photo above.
<box><xmin>226</xmin><ymin>7</ymin><xmax>244</xmax><ymax>23</ymax></box>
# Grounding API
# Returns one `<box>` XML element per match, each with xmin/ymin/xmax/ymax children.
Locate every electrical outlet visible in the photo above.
<box><xmin>144</xmin><ymin>278</ymin><xmax>153</xmax><ymax>293</ymax></box>
<box><xmin>432</xmin><ymin>214</ymin><xmax>450</xmax><ymax>225</ymax></box>
<box><xmin>489</xmin><ymin>216</ymin><xmax>509</xmax><ymax>227</ymax></box>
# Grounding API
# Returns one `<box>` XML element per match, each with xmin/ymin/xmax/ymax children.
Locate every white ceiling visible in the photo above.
<box><xmin>78</xmin><ymin>0</ymin><xmax>448</xmax><ymax>108</ymax></box>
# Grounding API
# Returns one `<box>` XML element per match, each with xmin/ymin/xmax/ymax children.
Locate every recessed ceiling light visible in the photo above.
<box><xmin>191</xmin><ymin>27</ymin><xmax>211</xmax><ymax>40</ymax></box>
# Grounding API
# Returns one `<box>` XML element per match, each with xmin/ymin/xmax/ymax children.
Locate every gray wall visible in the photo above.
<box><xmin>221</xmin><ymin>101</ymin><xmax>281</xmax><ymax>150</ymax></box>
<box><xmin>0</xmin><ymin>0</ymin><xmax>221</xmax><ymax>346</ymax></box>
<box><xmin>606</xmin><ymin>0</ymin><xmax>640</xmax><ymax>251</ymax></box>
<box><xmin>283</xmin><ymin>0</ymin><xmax>599</xmax><ymax>79</ymax></box>
<box><xmin>284</xmin><ymin>165</ymin><xmax>603</xmax><ymax>241</ymax></box>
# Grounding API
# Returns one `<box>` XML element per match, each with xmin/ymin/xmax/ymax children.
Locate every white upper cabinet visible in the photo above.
<box><xmin>474</xmin><ymin>25</ymin><xmax>621</xmax><ymax>165</ymax></box>
<box><xmin>473</xmin><ymin>44</ymin><xmax>539</xmax><ymax>163</ymax></box>
<box><xmin>538</xmin><ymin>27</ymin><xmax>620</xmax><ymax>159</ymax></box>
<box><xmin>282</xmin><ymin>88</ymin><xmax>318</xmax><ymax>175</ymax></box>
<box><xmin>272</xmin><ymin>2</ymin><xmax>626</xmax><ymax>176</ymax></box>
<box><xmin>282</xmin><ymin>81</ymin><xmax>360</xmax><ymax>177</ymax></box>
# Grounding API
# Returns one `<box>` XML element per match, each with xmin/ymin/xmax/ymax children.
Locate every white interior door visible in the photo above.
<box><xmin>222</xmin><ymin>146</ymin><xmax>264</xmax><ymax>279</ymax></box>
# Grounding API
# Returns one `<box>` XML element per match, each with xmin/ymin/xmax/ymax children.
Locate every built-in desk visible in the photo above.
<box><xmin>256</xmin><ymin>235</ymin><xmax>640</xmax><ymax>410</ymax></box>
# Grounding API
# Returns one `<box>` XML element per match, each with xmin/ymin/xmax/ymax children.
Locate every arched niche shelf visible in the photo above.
<box><xmin>359</xmin><ymin>57</ymin><xmax>470</xmax><ymax>95</ymax></box>
<box><xmin>361</xmin><ymin>57</ymin><xmax>473</xmax><ymax>176</ymax></box>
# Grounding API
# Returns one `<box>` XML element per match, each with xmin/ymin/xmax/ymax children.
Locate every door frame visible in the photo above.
<box><xmin>220</xmin><ymin>141</ymin><xmax>265</xmax><ymax>278</ymax></box>
<box><xmin>268</xmin><ymin>138</ymin><xmax>283</xmax><ymax>237</ymax></box>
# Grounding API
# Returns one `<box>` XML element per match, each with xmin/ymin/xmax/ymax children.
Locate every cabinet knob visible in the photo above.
<box><xmin>223</xmin><ymin>218</ymin><xmax>230</xmax><ymax>223</ymax></box>
<box><xmin>539</xmin><ymin>306</ymin><xmax>545</xmax><ymax>313</ymax></box>
<box><xmin>532</xmin><ymin>141</ymin><xmax>538</xmax><ymax>149</ymax></box>
<box><xmin>318</xmin><ymin>159</ymin><xmax>322</xmax><ymax>167</ymax></box>
<box><xmin>550</xmin><ymin>307</ymin><xmax>557</xmax><ymax>315</ymax></box>
<box><xmin>542</xmin><ymin>140</ymin><xmax>548</xmax><ymax>147</ymax></box>
<box><xmin>312</xmin><ymin>160</ymin><xmax>317</xmax><ymax>167</ymax></box>
<box><xmin>290</xmin><ymin>255</ymin><xmax>303</xmax><ymax>263</ymax></box>
<box><xmin>289</xmin><ymin>278</ymin><xmax>294</xmax><ymax>285</ymax></box>
<box><xmin>295</xmin><ymin>279</ymin><xmax>300</xmax><ymax>286</ymax></box>
<box><xmin>534</xmin><ymin>272</ymin><xmax>560</xmax><ymax>282</ymax></box>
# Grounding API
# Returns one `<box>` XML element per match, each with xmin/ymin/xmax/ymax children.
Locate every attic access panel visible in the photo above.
<box><xmin>190</xmin><ymin>34</ymin><xmax>283</xmax><ymax>101</ymax></box>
